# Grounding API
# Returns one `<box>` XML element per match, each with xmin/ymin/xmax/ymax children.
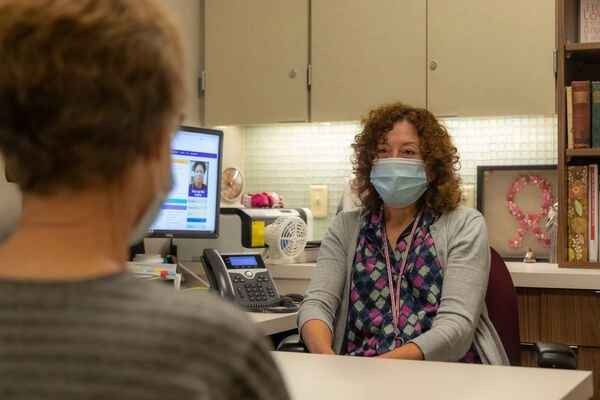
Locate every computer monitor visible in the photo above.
<box><xmin>147</xmin><ymin>125</ymin><xmax>223</xmax><ymax>239</ymax></box>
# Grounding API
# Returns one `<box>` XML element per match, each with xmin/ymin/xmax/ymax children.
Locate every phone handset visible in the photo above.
<box><xmin>201</xmin><ymin>248</ymin><xmax>235</xmax><ymax>301</ymax></box>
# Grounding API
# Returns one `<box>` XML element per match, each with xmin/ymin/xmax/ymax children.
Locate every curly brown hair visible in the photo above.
<box><xmin>351</xmin><ymin>102</ymin><xmax>462</xmax><ymax>213</ymax></box>
<box><xmin>0</xmin><ymin>0</ymin><xmax>186</xmax><ymax>194</ymax></box>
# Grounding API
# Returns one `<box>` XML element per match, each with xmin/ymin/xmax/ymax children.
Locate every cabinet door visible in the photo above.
<box><xmin>310</xmin><ymin>0</ymin><xmax>426</xmax><ymax>122</ymax></box>
<box><xmin>204</xmin><ymin>0</ymin><xmax>309</xmax><ymax>126</ymax></box>
<box><xmin>156</xmin><ymin>0</ymin><xmax>204</xmax><ymax>126</ymax></box>
<box><xmin>540</xmin><ymin>289</ymin><xmax>600</xmax><ymax>346</ymax></box>
<box><xmin>427</xmin><ymin>0</ymin><xmax>555</xmax><ymax>117</ymax></box>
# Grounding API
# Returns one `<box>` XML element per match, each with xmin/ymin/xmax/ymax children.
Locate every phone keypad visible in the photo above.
<box><xmin>230</xmin><ymin>271</ymin><xmax>279</xmax><ymax>306</ymax></box>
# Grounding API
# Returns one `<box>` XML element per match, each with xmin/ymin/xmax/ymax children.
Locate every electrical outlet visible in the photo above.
<box><xmin>309</xmin><ymin>185</ymin><xmax>328</xmax><ymax>219</ymax></box>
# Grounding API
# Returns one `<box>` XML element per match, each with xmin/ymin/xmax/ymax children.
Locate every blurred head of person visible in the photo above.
<box><xmin>0</xmin><ymin>0</ymin><xmax>187</xmax><ymax>244</ymax></box>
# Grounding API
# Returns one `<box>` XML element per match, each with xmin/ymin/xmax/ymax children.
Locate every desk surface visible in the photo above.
<box><xmin>247</xmin><ymin>311</ymin><xmax>297</xmax><ymax>336</ymax></box>
<box><xmin>272</xmin><ymin>352</ymin><xmax>593</xmax><ymax>400</ymax></box>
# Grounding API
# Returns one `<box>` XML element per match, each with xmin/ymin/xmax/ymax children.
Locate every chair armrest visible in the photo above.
<box><xmin>276</xmin><ymin>333</ymin><xmax>308</xmax><ymax>353</ymax></box>
<box><xmin>533</xmin><ymin>341</ymin><xmax>577</xmax><ymax>370</ymax></box>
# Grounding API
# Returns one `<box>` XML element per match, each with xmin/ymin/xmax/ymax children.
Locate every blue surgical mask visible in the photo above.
<box><xmin>370</xmin><ymin>158</ymin><xmax>428</xmax><ymax>208</ymax></box>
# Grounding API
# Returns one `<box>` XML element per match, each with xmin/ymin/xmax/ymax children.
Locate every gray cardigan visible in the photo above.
<box><xmin>298</xmin><ymin>206</ymin><xmax>509</xmax><ymax>365</ymax></box>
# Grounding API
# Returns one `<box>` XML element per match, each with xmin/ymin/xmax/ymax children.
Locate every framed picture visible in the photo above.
<box><xmin>476</xmin><ymin>165</ymin><xmax>557</xmax><ymax>261</ymax></box>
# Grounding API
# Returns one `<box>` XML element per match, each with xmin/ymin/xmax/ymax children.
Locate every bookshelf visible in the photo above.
<box><xmin>558</xmin><ymin>0</ymin><xmax>600</xmax><ymax>268</ymax></box>
<box><xmin>541</xmin><ymin>5</ymin><xmax>600</xmax><ymax>391</ymax></box>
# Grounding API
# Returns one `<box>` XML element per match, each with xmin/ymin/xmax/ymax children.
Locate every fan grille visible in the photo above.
<box><xmin>265</xmin><ymin>216</ymin><xmax>308</xmax><ymax>260</ymax></box>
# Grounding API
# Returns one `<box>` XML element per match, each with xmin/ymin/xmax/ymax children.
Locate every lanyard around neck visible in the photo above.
<box><xmin>382</xmin><ymin>212</ymin><xmax>422</xmax><ymax>330</ymax></box>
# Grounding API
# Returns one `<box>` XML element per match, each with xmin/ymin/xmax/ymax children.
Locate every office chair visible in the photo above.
<box><xmin>278</xmin><ymin>247</ymin><xmax>577</xmax><ymax>369</ymax></box>
<box><xmin>487</xmin><ymin>247</ymin><xmax>521</xmax><ymax>366</ymax></box>
<box><xmin>487</xmin><ymin>247</ymin><xmax>576</xmax><ymax>369</ymax></box>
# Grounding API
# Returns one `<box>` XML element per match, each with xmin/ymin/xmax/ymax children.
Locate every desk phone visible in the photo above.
<box><xmin>201</xmin><ymin>248</ymin><xmax>301</xmax><ymax>312</ymax></box>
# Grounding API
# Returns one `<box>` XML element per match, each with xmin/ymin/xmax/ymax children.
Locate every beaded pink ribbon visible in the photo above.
<box><xmin>505</xmin><ymin>174</ymin><xmax>553</xmax><ymax>249</ymax></box>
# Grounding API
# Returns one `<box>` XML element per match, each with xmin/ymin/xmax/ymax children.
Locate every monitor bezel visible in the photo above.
<box><xmin>146</xmin><ymin>125</ymin><xmax>223</xmax><ymax>239</ymax></box>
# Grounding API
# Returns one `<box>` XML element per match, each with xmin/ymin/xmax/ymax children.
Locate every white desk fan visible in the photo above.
<box><xmin>263</xmin><ymin>216</ymin><xmax>308</xmax><ymax>264</ymax></box>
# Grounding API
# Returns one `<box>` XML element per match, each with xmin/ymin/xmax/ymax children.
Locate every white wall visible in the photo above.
<box><xmin>244</xmin><ymin>116</ymin><xmax>558</xmax><ymax>239</ymax></box>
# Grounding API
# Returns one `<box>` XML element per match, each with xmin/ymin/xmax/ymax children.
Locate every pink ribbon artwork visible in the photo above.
<box><xmin>506</xmin><ymin>174</ymin><xmax>554</xmax><ymax>249</ymax></box>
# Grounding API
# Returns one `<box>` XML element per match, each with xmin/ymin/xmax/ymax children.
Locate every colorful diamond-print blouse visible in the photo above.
<box><xmin>345</xmin><ymin>209</ymin><xmax>481</xmax><ymax>363</ymax></box>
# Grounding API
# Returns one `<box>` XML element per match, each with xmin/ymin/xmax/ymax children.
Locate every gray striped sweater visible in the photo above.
<box><xmin>0</xmin><ymin>272</ymin><xmax>289</xmax><ymax>400</ymax></box>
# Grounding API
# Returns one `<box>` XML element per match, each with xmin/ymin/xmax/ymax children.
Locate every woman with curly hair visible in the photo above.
<box><xmin>298</xmin><ymin>102</ymin><xmax>508</xmax><ymax>364</ymax></box>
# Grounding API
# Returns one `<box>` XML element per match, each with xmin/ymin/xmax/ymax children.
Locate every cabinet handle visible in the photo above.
<box><xmin>307</xmin><ymin>64</ymin><xmax>312</xmax><ymax>88</ymax></box>
<box><xmin>199</xmin><ymin>70</ymin><xmax>205</xmax><ymax>93</ymax></box>
<box><xmin>429</xmin><ymin>61</ymin><xmax>438</xmax><ymax>71</ymax></box>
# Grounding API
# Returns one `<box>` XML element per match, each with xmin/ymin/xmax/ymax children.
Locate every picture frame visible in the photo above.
<box><xmin>476</xmin><ymin>165</ymin><xmax>557</xmax><ymax>261</ymax></box>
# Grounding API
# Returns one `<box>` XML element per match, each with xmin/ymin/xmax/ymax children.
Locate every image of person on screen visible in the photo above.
<box><xmin>0</xmin><ymin>1</ymin><xmax>289</xmax><ymax>399</ymax></box>
<box><xmin>189</xmin><ymin>160</ymin><xmax>208</xmax><ymax>197</ymax></box>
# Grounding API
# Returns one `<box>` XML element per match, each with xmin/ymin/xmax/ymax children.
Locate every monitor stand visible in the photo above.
<box><xmin>166</xmin><ymin>239</ymin><xmax>210</xmax><ymax>289</ymax></box>
<box><xmin>129</xmin><ymin>240</ymin><xmax>146</xmax><ymax>261</ymax></box>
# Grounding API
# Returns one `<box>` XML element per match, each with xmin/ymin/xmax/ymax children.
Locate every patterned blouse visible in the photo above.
<box><xmin>345</xmin><ymin>208</ymin><xmax>481</xmax><ymax>363</ymax></box>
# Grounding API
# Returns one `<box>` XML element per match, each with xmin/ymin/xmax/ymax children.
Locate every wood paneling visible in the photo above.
<box><xmin>578</xmin><ymin>347</ymin><xmax>600</xmax><ymax>400</ymax></box>
<box><xmin>516</xmin><ymin>288</ymin><xmax>541</xmax><ymax>343</ymax></box>
<box><xmin>541</xmin><ymin>289</ymin><xmax>600</xmax><ymax>346</ymax></box>
<box><xmin>518</xmin><ymin>286</ymin><xmax>600</xmax><ymax>400</ymax></box>
<box><xmin>520</xmin><ymin>344</ymin><xmax>537</xmax><ymax>368</ymax></box>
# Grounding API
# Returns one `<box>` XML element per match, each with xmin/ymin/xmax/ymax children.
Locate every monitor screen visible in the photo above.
<box><xmin>147</xmin><ymin>126</ymin><xmax>223</xmax><ymax>239</ymax></box>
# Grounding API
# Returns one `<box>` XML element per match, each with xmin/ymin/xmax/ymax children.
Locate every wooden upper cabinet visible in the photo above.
<box><xmin>427</xmin><ymin>0</ymin><xmax>556</xmax><ymax>117</ymax></box>
<box><xmin>204</xmin><ymin>0</ymin><xmax>309</xmax><ymax>126</ymax></box>
<box><xmin>310</xmin><ymin>0</ymin><xmax>427</xmax><ymax>122</ymax></box>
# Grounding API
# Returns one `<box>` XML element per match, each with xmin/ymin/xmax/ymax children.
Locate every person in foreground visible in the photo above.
<box><xmin>0</xmin><ymin>1</ymin><xmax>289</xmax><ymax>399</ymax></box>
<box><xmin>298</xmin><ymin>102</ymin><xmax>509</xmax><ymax>364</ymax></box>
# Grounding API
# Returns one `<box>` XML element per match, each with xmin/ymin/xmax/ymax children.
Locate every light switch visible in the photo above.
<box><xmin>461</xmin><ymin>184</ymin><xmax>475</xmax><ymax>208</ymax></box>
<box><xmin>309</xmin><ymin>185</ymin><xmax>328</xmax><ymax>219</ymax></box>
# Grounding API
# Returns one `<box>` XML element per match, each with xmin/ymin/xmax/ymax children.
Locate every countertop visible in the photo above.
<box><xmin>273</xmin><ymin>351</ymin><xmax>593</xmax><ymax>400</ymax></box>
<box><xmin>267</xmin><ymin>261</ymin><xmax>600</xmax><ymax>291</ymax></box>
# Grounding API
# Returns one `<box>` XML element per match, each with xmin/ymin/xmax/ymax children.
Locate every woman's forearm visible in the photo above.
<box><xmin>300</xmin><ymin>319</ymin><xmax>336</xmax><ymax>355</ymax></box>
<box><xmin>377</xmin><ymin>342</ymin><xmax>424</xmax><ymax>360</ymax></box>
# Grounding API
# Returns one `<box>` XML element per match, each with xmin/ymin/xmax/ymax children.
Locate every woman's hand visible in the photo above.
<box><xmin>376</xmin><ymin>342</ymin><xmax>424</xmax><ymax>360</ymax></box>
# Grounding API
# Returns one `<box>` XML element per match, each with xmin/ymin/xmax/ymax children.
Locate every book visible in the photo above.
<box><xmin>589</xmin><ymin>164</ymin><xmax>598</xmax><ymax>261</ymax></box>
<box><xmin>567</xmin><ymin>85</ymin><xmax>574</xmax><ymax>149</ymax></box>
<box><xmin>580</xmin><ymin>0</ymin><xmax>600</xmax><ymax>43</ymax></box>
<box><xmin>592</xmin><ymin>81</ymin><xmax>600</xmax><ymax>147</ymax></box>
<box><xmin>567</xmin><ymin>165</ymin><xmax>589</xmax><ymax>261</ymax></box>
<box><xmin>572</xmin><ymin>80</ymin><xmax>591</xmax><ymax>149</ymax></box>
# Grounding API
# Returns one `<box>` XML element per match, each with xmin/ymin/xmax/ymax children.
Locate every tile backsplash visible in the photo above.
<box><xmin>244</xmin><ymin>115</ymin><xmax>557</xmax><ymax>239</ymax></box>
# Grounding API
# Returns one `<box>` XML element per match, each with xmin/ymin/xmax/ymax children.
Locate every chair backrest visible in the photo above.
<box><xmin>485</xmin><ymin>247</ymin><xmax>521</xmax><ymax>366</ymax></box>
